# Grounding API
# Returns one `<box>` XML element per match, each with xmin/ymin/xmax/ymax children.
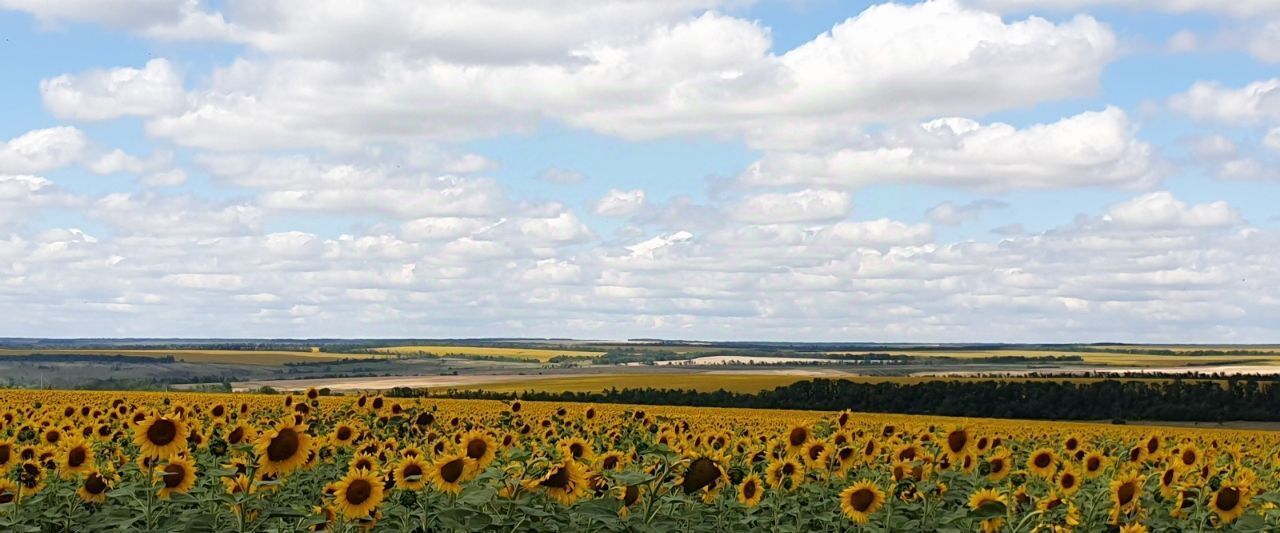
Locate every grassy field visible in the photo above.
<box><xmin>374</xmin><ymin>345</ymin><xmax>604</xmax><ymax>362</ymax></box>
<box><xmin>823</xmin><ymin>348</ymin><xmax>1280</xmax><ymax>367</ymax></box>
<box><xmin>0</xmin><ymin>348</ymin><xmax>375</xmax><ymax>366</ymax></box>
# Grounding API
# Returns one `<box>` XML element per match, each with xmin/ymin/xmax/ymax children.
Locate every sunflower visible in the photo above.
<box><xmin>839</xmin><ymin>480</ymin><xmax>885</xmax><ymax>524</ymax></box>
<box><xmin>737</xmin><ymin>474</ymin><xmax>764</xmax><ymax>507</ymax></box>
<box><xmin>349</xmin><ymin>452</ymin><xmax>379</xmax><ymax>474</ymax></box>
<box><xmin>802</xmin><ymin>441</ymin><xmax>830</xmax><ymax>470</ymax></box>
<box><xmin>1175</xmin><ymin>444</ymin><xmax>1201</xmax><ymax>471</ymax></box>
<box><xmin>333</xmin><ymin>468</ymin><xmax>385</xmax><ymax>520</ymax></box>
<box><xmin>459</xmin><ymin>430</ymin><xmax>498</xmax><ymax>471</ymax></box>
<box><xmin>156</xmin><ymin>455</ymin><xmax>197</xmax><ymax>499</ymax></box>
<box><xmin>134</xmin><ymin>414</ymin><xmax>189</xmax><ymax>459</ymax></box>
<box><xmin>1076</xmin><ymin>450</ymin><xmax>1103</xmax><ymax>477</ymax></box>
<box><xmin>1158</xmin><ymin>466</ymin><xmax>1180</xmax><ymax>498</ymax></box>
<box><xmin>784</xmin><ymin>424</ymin><xmax>811</xmax><ymax>456</ymax></box>
<box><xmin>986</xmin><ymin>448</ymin><xmax>1013</xmax><ymax>481</ymax></box>
<box><xmin>76</xmin><ymin>470</ymin><xmax>112</xmax><ymax>503</ymax></box>
<box><xmin>557</xmin><ymin>437</ymin><xmax>594</xmax><ymax>463</ymax></box>
<box><xmin>968</xmin><ymin>488</ymin><xmax>1008</xmax><ymax>533</ymax></box>
<box><xmin>1057</xmin><ymin>463</ymin><xmax>1081</xmax><ymax>495</ymax></box>
<box><xmin>0</xmin><ymin>440</ymin><xmax>14</xmax><ymax>470</ymax></box>
<box><xmin>1118</xmin><ymin>523</ymin><xmax>1149</xmax><ymax>533</ymax></box>
<box><xmin>393</xmin><ymin>456</ymin><xmax>429</xmax><ymax>491</ymax></box>
<box><xmin>942</xmin><ymin>426</ymin><xmax>972</xmax><ymax>459</ymax></box>
<box><xmin>765</xmin><ymin>457</ymin><xmax>803</xmax><ymax>490</ymax></box>
<box><xmin>617</xmin><ymin>484</ymin><xmax>642</xmax><ymax>517</ymax></box>
<box><xmin>0</xmin><ymin>479</ymin><xmax>18</xmax><ymax>505</ymax></box>
<box><xmin>528</xmin><ymin>459</ymin><xmax>589</xmax><ymax>505</ymax></box>
<box><xmin>59</xmin><ymin>437</ymin><xmax>94</xmax><ymax>478</ymax></box>
<box><xmin>1027</xmin><ymin>448</ymin><xmax>1058</xmax><ymax>478</ymax></box>
<box><xmin>331</xmin><ymin>423</ymin><xmax>359</xmax><ymax>446</ymax></box>
<box><xmin>16</xmin><ymin>461</ymin><xmax>45</xmax><ymax>495</ymax></box>
<box><xmin>1210</xmin><ymin>482</ymin><xmax>1250</xmax><ymax>525</ymax></box>
<box><xmin>597</xmin><ymin>450</ymin><xmax>628</xmax><ymax>472</ymax></box>
<box><xmin>255</xmin><ymin>421</ymin><xmax>313</xmax><ymax>475</ymax></box>
<box><xmin>427</xmin><ymin>453</ymin><xmax>472</xmax><ymax>494</ymax></box>
<box><xmin>225</xmin><ymin>423</ymin><xmax>254</xmax><ymax>447</ymax></box>
<box><xmin>1110</xmin><ymin>470</ymin><xmax>1143</xmax><ymax>517</ymax></box>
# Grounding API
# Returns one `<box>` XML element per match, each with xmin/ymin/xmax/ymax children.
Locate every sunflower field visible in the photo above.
<box><xmin>0</xmin><ymin>389</ymin><xmax>1278</xmax><ymax>532</ymax></box>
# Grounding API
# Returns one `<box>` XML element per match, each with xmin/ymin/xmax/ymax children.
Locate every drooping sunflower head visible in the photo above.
<box><xmin>1110</xmin><ymin>470</ymin><xmax>1143</xmax><ymax>513</ymax></box>
<box><xmin>428</xmin><ymin>453</ymin><xmax>473</xmax><ymax>494</ymax></box>
<box><xmin>784</xmin><ymin>424</ymin><xmax>811</xmax><ymax>454</ymax></box>
<box><xmin>679</xmin><ymin>453</ymin><xmax>727</xmax><ymax>496</ymax></box>
<box><xmin>76</xmin><ymin>470</ymin><xmax>112</xmax><ymax>503</ymax></box>
<box><xmin>531</xmin><ymin>459</ymin><xmax>589</xmax><ymax>506</ymax></box>
<box><xmin>943</xmin><ymin>427</ymin><xmax>972</xmax><ymax>458</ymax></box>
<box><xmin>839</xmin><ymin>480</ymin><xmax>886</xmax><ymax>524</ymax></box>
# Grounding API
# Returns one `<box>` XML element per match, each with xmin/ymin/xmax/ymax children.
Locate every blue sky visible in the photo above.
<box><xmin>1</xmin><ymin>0</ymin><xmax>1278</xmax><ymax>341</ymax></box>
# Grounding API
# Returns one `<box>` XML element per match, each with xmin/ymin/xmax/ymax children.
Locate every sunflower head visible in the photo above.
<box><xmin>840</xmin><ymin>480</ymin><xmax>886</xmax><ymax>524</ymax></box>
<box><xmin>333</xmin><ymin>469</ymin><xmax>385</xmax><ymax>520</ymax></box>
<box><xmin>255</xmin><ymin>422</ymin><xmax>313</xmax><ymax>476</ymax></box>
<box><xmin>134</xmin><ymin>414</ymin><xmax>190</xmax><ymax>459</ymax></box>
<box><xmin>156</xmin><ymin>456</ymin><xmax>197</xmax><ymax>499</ymax></box>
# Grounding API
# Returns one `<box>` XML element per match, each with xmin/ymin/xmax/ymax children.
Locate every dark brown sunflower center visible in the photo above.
<box><xmin>440</xmin><ymin>458</ymin><xmax>466</xmax><ymax>483</ymax></box>
<box><xmin>1033</xmin><ymin>454</ymin><xmax>1052</xmax><ymax>468</ymax></box>
<box><xmin>808</xmin><ymin>445</ymin><xmax>823</xmax><ymax>461</ymax></box>
<box><xmin>20</xmin><ymin>463</ymin><xmax>41</xmax><ymax>488</ymax></box>
<box><xmin>1147</xmin><ymin>438</ymin><xmax>1158</xmax><ymax>453</ymax></box>
<box><xmin>1117</xmin><ymin>482</ymin><xmax>1137</xmax><ymax>506</ymax></box>
<box><xmin>569</xmin><ymin>443</ymin><xmax>584</xmax><ymax>458</ymax></box>
<box><xmin>899</xmin><ymin>448</ymin><xmax>916</xmax><ymax>461</ymax></box>
<box><xmin>466</xmin><ymin>439</ymin><xmax>488</xmax><ymax>460</ymax></box>
<box><xmin>1216</xmin><ymin>487</ymin><xmax>1240</xmax><ymax>511</ymax></box>
<box><xmin>788</xmin><ymin>428</ymin><xmax>807</xmax><ymax>446</ymax></box>
<box><xmin>266</xmin><ymin>429</ymin><xmax>300</xmax><ymax>462</ymax></box>
<box><xmin>46</xmin><ymin>431</ymin><xmax>61</xmax><ymax>444</ymax></box>
<box><xmin>85</xmin><ymin>473</ymin><xmax>108</xmax><ymax>495</ymax></box>
<box><xmin>147</xmin><ymin>419</ymin><xmax>177</xmax><ymax>446</ymax></box>
<box><xmin>0</xmin><ymin>444</ymin><xmax>10</xmax><ymax>464</ymax></box>
<box><xmin>345</xmin><ymin>479</ymin><xmax>372</xmax><ymax>505</ymax></box>
<box><xmin>623</xmin><ymin>485</ymin><xmax>640</xmax><ymax>505</ymax></box>
<box><xmin>1163</xmin><ymin>469</ymin><xmax>1175</xmax><ymax>485</ymax></box>
<box><xmin>162</xmin><ymin>464</ymin><xmax>187</xmax><ymax>488</ymax></box>
<box><xmin>1061</xmin><ymin>473</ymin><xmax>1076</xmax><ymax>488</ymax></box>
<box><xmin>1182</xmin><ymin>451</ymin><xmax>1196</xmax><ymax>465</ymax></box>
<box><xmin>542</xmin><ymin>466</ymin><xmax>572</xmax><ymax>490</ymax></box>
<box><xmin>1065</xmin><ymin>438</ymin><xmax>1078</xmax><ymax>450</ymax></box>
<box><xmin>602</xmin><ymin>456</ymin><xmax>618</xmax><ymax>470</ymax></box>
<box><xmin>681</xmin><ymin>457</ymin><xmax>720</xmax><ymax>494</ymax></box>
<box><xmin>403</xmin><ymin>464</ymin><xmax>423</xmax><ymax>478</ymax></box>
<box><xmin>849</xmin><ymin>488</ymin><xmax>875</xmax><ymax>512</ymax></box>
<box><xmin>991</xmin><ymin>459</ymin><xmax>1006</xmax><ymax>473</ymax></box>
<box><xmin>1087</xmin><ymin>457</ymin><xmax>1100</xmax><ymax>471</ymax></box>
<box><xmin>742</xmin><ymin>480</ymin><xmax>758</xmax><ymax>499</ymax></box>
<box><xmin>229</xmin><ymin>427</ymin><xmax>244</xmax><ymax>444</ymax></box>
<box><xmin>0</xmin><ymin>488</ymin><xmax>13</xmax><ymax>504</ymax></box>
<box><xmin>947</xmin><ymin>431</ymin><xmax>968</xmax><ymax>453</ymax></box>
<box><xmin>68</xmin><ymin>447</ymin><xmax>86</xmax><ymax>467</ymax></box>
<box><xmin>336</xmin><ymin>427</ymin><xmax>352</xmax><ymax>441</ymax></box>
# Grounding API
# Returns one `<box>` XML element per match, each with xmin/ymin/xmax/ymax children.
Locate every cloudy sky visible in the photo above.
<box><xmin>1</xmin><ymin>0</ymin><xmax>1279</xmax><ymax>341</ymax></box>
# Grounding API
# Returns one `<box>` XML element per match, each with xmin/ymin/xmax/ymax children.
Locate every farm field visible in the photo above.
<box><xmin>0</xmin><ymin>348</ymin><xmax>374</xmax><ymax>366</ymax></box>
<box><xmin>0</xmin><ymin>388</ymin><xmax>1275</xmax><ymax>531</ymax></box>
<box><xmin>373</xmin><ymin>345</ymin><xmax>604</xmax><ymax>362</ymax></box>
<box><xmin>823</xmin><ymin>349</ymin><xmax>1280</xmax><ymax>367</ymax></box>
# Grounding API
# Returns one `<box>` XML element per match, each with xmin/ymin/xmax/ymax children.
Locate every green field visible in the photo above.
<box><xmin>0</xmin><ymin>348</ymin><xmax>374</xmax><ymax>366</ymax></box>
<box><xmin>823</xmin><ymin>348</ymin><xmax>1280</xmax><ymax>367</ymax></box>
<box><xmin>374</xmin><ymin>345</ymin><xmax>604</xmax><ymax>362</ymax></box>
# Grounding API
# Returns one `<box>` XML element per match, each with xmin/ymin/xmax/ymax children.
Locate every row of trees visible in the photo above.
<box><xmin>438</xmin><ymin>378</ymin><xmax>1280</xmax><ymax>422</ymax></box>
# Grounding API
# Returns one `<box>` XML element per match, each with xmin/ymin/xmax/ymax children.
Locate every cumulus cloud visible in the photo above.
<box><xmin>1103</xmin><ymin>191</ymin><xmax>1240</xmax><ymax>229</ymax></box>
<box><xmin>733</xmin><ymin>189</ymin><xmax>852</xmax><ymax>224</ymax></box>
<box><xmin>1265</xmin><ymin>128</ymin><xmax>1280</xmax><ymax>152</ymax></box>
<box><xmin>594</xmin><ymin>189</ymin><xmax>646</xmax><ymax>216</ymax></box>
<box><xmin>741</xmin><ymin>108</ymin><xmax>1158</xmax><ymax>190</ymax></box>
<box><xmin>40</xmin><ymin>59</ymin><xmax>187</xmax><ymax>121</ymax></box>
<box><xmin>536</xmin><ymin>167</ymin><xmax>587</xmax><ymax>184</ymax></box>
<box><xmin>972</xmin><ymin>0</ymin><xmax>1280</xmax><ymax>17</ymax></box>
<box><xmin>1169</xmin><ymin>79</ymin><xmax>1280</xmax><ymax>124</ymax></box>
<box><xmin>0</xmin><ymin>126</ymin><xmax>86</xmax><ymax>173</ymax></box>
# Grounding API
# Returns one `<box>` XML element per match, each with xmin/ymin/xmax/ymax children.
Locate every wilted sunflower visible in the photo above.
<box><xmin>333</xmin><ymin>468</ymin><xmax>385</xmax><ymax>520</ymax></box>
<box><xmin>76</xmin><ymin>470</ymin><xmax>112</xmax><ymax>503</ymax></box>
<box><xmin>134</xmin><ymin>414</ymin><xmax>189</xmax><ymax>459</ymax></box>
<box><xmin>255</xmin><ymin>421</ymin><xmax>313</xmax><ymax>475</ymax></box>
<box><xmin>393</xmin><ymin>457</ymin><xmax>429</xmax><ymax>491</ymax></box>
<box><xmin>839</xmin><ymin>480</ymin><xmax>885</xmax><ymax>524</ymax></box>
<box><xmin>679</xmin><ymin>453</ymin><xmax>728</xmax><ymax>501</ymax></box>
<box><xmin>156</xmin><ymin>456</ymin><xmax>197</xmax><ymax>499</ymax></box>
<box><xmin>1210</xmin><ymin>482</ymin><xmax>1250</xmax><ymax>525</ymax></box>
<box><xmin>529</xmin><ymin>459</ymin><xmax>589</xmax><ymax>505</ymax></box>
<box><xmin>737</xmin><ymin>474</ymin><xmax>764</xmax><ymax>507</ymax></box>
<box><xmin>427</xmin><ymin>453</ymin><xmax>472</xmax><ymax>494</ymax></box>
<box><xmin>1027</xmin><ymin>448</ymin><xmax>1058</xmax><ymax>479</ymax></box>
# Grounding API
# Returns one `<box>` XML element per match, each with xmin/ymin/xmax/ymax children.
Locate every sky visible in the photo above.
<box><xmin>1</xmin><ymin>0</ymin><xmax>1279</xmax><ymax>342</ymax></box>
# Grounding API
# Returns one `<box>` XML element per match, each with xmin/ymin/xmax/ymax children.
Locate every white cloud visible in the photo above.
<box><xmin>1247</xmin><ymin>20</ymin><xmax>1280</xmax><ymax>62</ymax></box>
<box><xmin>0</xmin><ymin>174</ymin><xmax>80</xmax><ymax>227</ymax></box>
<box><xmin>742</xmin><ymin>107</ymin><xmax>1158</xmax><ymax>190</ymax></box>
<box><xmin>1169</xmin><ymin>78</ymin><xmax>1280</xmax><ymax>124</ymax></box>
<box><xmin>535</xmin><ymin>167</ymin><xmax>587</xmax><ymax>184</ymax></box>
<box><xmin>0</xmin><ymin>126</ymin><xmax>86</xmax><ymax>173</ymax></box>
<box><xmin>1103</xmin><ymin>191</ymin><xmax>1240</xmax><ymax>229</ymax></box>
<box><xmin>733</xmin><ymin>189</ymin><xmax>852</xmax><ymax>224</ymax></box>
<box><xmin>40</xmin><ymin>59</ymin><xmax>186</xmax><ymax>121</ymax></box>
<box><xmin>972</xmin><ymin>0</ymin><xmax>1280</xmax><ymax>17</ymax></box>
<box><xmin>1165</xmin><ymin>30</ymin><xmax>1199</xmax><ymax>53</ymax></box>
<box><xmin>927</xmin><ymin>200</ymin><xmax>1009</xmax><ymax>226</ymax></box>
<box><xmin>594</xmin><ymin>189</ymin><xmax>646</xmax><ymax>216</ymax></box>
<box><xmin>1265</xmin><ymin>128</ymin><xmax>1280</xmax><ymax>152</ymax></box>
<box><xmin>87</xmin><ymin>149</ymin><xmax>174</xmax><ymax>175</ymax></box>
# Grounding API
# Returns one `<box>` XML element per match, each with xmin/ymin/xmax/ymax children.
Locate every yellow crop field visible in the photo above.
<box><xmin>374</xmin><ymin>345</ymin><xmax>604</xmax><ymax>362</ymax></box>
<box><xmin>0</xmin><ymin>348</ymin><xmax>376</xmax><ymax>366</ymax></box>
<box><xmin>0</xmin><ymin>388</ymin><xmax>1276</xmax><ymax>531</ymax></box>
